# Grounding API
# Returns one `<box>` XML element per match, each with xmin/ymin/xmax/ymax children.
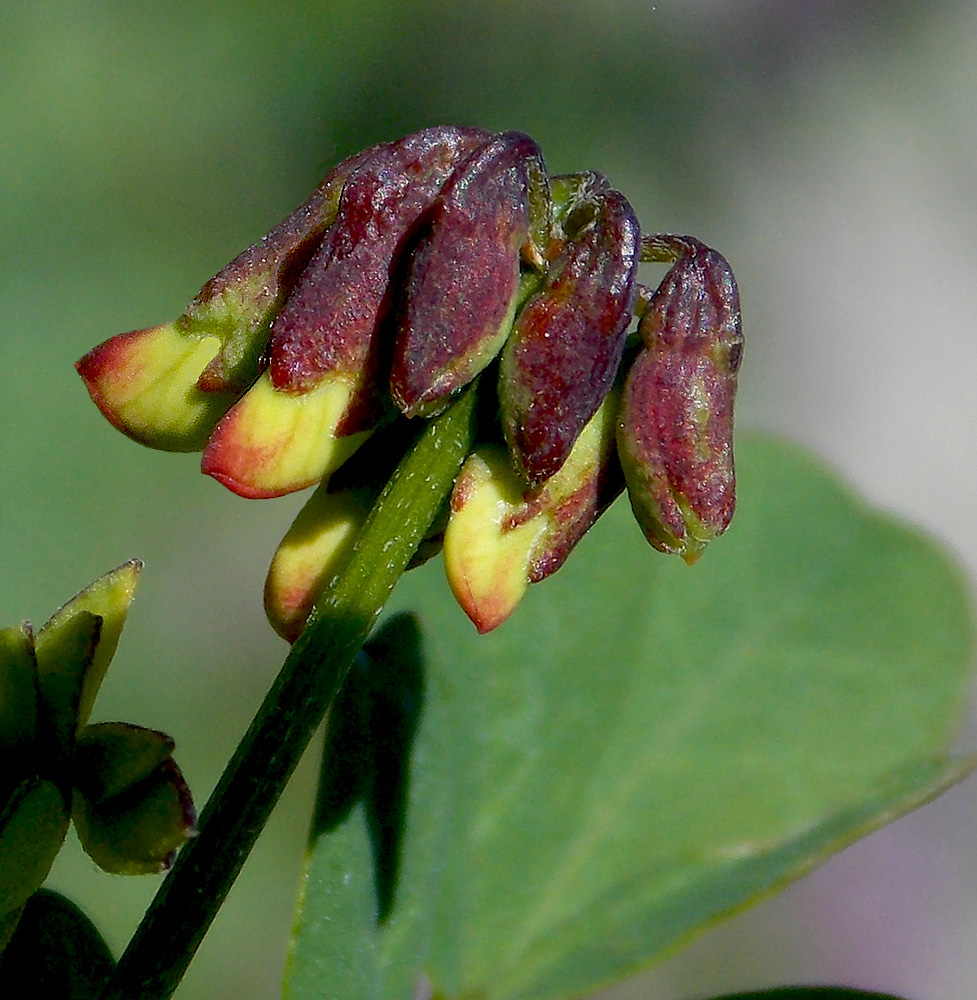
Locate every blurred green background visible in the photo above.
<box><xmin>2</xmin><ymin>2</ymin><xmax>976</xmax><ymax>998</ymax></box>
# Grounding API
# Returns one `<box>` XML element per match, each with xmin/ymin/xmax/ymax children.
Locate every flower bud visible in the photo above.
<box><xmin>444</xmin><ymin>391</ymin><xmax>622</xmax><ymax>633</ymax></box>
<box><xmin>201</xmin><ymin>126</ymin><xmax>491</xmax><ymax>498</ymax></box>
<box><xmin>499</xmin><ymin>188</ymin><xmax>639</xmax><ymax>489</ymax></box>
<box><xmin>263</xmin><ymin>421</ymin><xmax>441</xmax><ymax>641</ymax></box>
<box><xmin>390</xmin><ymin>131</ymin><xmax>547</xmax><ymax>416</ymax></box>
<box><xmin>75</xmin><ymin>146</ymin><xmax>378</xmax><ymax>451</ymax></box>
<box><xmin>71</xmin><ymin>758</ymin><xmax>196</xmax><ymax>875</ymax></box>
<box><xmin>617</xmin><ymin>236</ymin><xmax>743</xmax><ymax>563</ymax></box>
<box><xmin>73</xmin><ymin>723</ymin><xmax>176</xmax><ymax>805</ymax></box>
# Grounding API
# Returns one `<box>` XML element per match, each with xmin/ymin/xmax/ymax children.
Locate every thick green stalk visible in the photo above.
<box><xmin>100</xmin><ymin>385</ymin><xmax>480</xmax><ymax>1000</ymax></box>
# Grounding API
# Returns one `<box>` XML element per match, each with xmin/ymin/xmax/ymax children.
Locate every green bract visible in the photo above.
<box><xmin>0</xmin><ymin>563</ymin><xmax>196</xmax><ymax>953</ymax></box>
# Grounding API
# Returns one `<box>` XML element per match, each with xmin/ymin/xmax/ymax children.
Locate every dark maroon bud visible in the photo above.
<box><xmin>268</xmin><ymin>126</ymin><xmax>492</xmax><ymax>435</ymax></box>
<box><xmin>617</xmin><ymin>235</ymin><xmax>743</xmax><ymax>563</ymax></box>
<box><xmin>193</xmin><ymin>143</ymin><xmax>383</xmax><ymax>393</ymax></box>
<box><xmin>499</xmin><ymin>187</ymin><xmax>640</xmax><ymax>489</ymax></box>
<box><xmin>390</xmin><ymin>131</ymin><xmax>547</xmax><ymax>417</ymax></box>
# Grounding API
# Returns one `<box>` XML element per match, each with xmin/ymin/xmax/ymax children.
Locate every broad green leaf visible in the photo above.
<box><xmin>35</xmin><ymin>560</ymin><xmax>142</xmax><ymax>731</ymax></box>
<box><xmin>0</xmin><ymin>888</ymin><xmax>114</xmax><ymax>997</ymax></box>
<box><xmin>286</xmin><ymin>434</ymin><xmax>976</xmax><ymax>1000</ymax></box>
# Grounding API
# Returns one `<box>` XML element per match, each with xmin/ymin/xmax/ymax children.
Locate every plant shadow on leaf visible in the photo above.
<box><xmin>313</xmin><ymin>612</ymin><xmax>426</xmax><ymax>923</ymax></box>
<box><xmin>286</xmin><ymin>434</ymin><xmax>976</xmax><ymax>1000</ymax></box>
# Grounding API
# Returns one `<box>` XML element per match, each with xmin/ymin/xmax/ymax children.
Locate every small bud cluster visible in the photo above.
<box><xmin>77</xmin><ymin>127</ymin><xmax>743</xmax><ymax>637</ymax></box>
<box><xmin>0</xmin><ymin>564</ymin><xmax>196</xmax><ymax>950</ymax></box>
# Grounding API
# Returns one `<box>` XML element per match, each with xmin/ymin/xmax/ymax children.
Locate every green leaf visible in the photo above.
<box><xmin>35</xmin><ymin>560</ymin><xmax>142</xmax><ymax>732</ymax></box>
<box><xmin>0</xmin><ymin>778</ymin><xmax>70</xmax><ymax>918</ymax></box>
<box><xmin>285</xmin><ymin>434</ymin><xmax>976</xmax><ymax>1000</ymax></box>
<box><xmin>0</xmin><ymin>888</ymin><xmax>114</xmax><ymax>998</ymax></box>
<box><xmin>312</xmin><ymin>613</ymin><xmax>426</xmax><ymax>923</ymax></box>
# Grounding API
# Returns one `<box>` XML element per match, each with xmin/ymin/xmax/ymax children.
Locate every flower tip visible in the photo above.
<box><xmin>76</xmin><ymin>324</ymin><xmax>232</xmax><ymax>452</ymax></box>
<box><xmin>443</xmin><ymin>450</ymin><xmax>538</xmax><ymax>633</ymax></box>
<box><xmin>264</xmin><ymin>485</ymin><xmax>374</xmax><ymax>641</ymax></box>
<box><xmin>201</xmin><ymin>373</ymin><xmax>369</xmax><ymax>498</ymax></box>
<box><xmin>448</xmin><ymin>570</ymin><xmax>522</xmax><ymax>635</ymax></box>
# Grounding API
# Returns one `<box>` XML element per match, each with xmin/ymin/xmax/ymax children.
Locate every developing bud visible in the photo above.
<box><xmin>499</xmin><ymin>188</ymin><xmax>639</xmax><ymax>489</ymax></box>
<box><xmin>444</xmin><ymin>392</ymin><xmax>622</xmax><ymax>633</ymax></box>
<box><xmin>390</xmin><ymin>131</ymin><xmax>547</xmax><ymax>417</ymax></box>
<box><xmin>77</xmin><ymin>126</ymin><xmax>745</xmax><ymax>635</ymax></box>
<box><xmin>75</xmin><ymin>145</ymin><xmax>379</xmax><ymax>451</ymax></box>
<box><xmin>617</xmin><ymin>236</ymin><xmax>743</xmax><ymax>563</ymax></box>
<box><xmin>201</xmin><ymin>126</ymin><xmax>490</xmax><ymax>498</ymax></box>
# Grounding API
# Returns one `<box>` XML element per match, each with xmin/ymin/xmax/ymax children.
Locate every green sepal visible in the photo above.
<box><xmin>73</xmin><ymin>723</ymin><xmax>176</xmax><ymax>805</ymax></box>
<box><xmin>33</xmin><ymin>612</ymin><xmax>101</xmax><ymax>770</ymax></box>
<box><xmin>0</xmin><ymin>778</ymin><xmax>71</xmax><ymax>918</ymax></box>
<box><xmin>0</xmin><ymin>625</ymin><xmax>40</xmax><ymax>792</ymax></box>
<box><xmin>35</xmin><ymin>560</ymin><xmax>141</xmax><ymax>733</ymax></box>
<box><xmin>0</xmin><ymin>888</ymin><xmax>115</xmax><ymax>996</ymax></box>
<box><xmin>72</xmin><ymin>759</ymin><xmax>196</xmax><ymax>875</ymax></box>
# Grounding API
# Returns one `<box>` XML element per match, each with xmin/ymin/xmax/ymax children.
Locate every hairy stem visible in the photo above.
<box><xmin>101</xmin><ymin>385</ymin><xmax>480</xmax><ymax>1000</ymax></box>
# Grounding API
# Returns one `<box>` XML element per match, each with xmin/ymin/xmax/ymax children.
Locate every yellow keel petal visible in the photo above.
<box><xmin>76</xmin><ymin>324</ymin><xmax>232</xmax><ymax>452</ymax></box>
<box><xmin>201</xmin><ymin>372</ymin><xmax>370</xmax><ymax>498</ymax></box>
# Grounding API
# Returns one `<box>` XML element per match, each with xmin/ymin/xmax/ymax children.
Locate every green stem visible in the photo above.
<box><xmin>100</xmin><ymin>385</ymin><xmax>480</xmax><ymax>1000</ymax></box>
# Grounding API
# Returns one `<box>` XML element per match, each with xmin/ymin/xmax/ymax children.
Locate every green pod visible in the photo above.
<box><xmin>73</xmin><ymin>723</ymin><xmax>176</xmax><ymax>805</ymax></box>
<box><xmin>72</xmin><ymin>759</ymin><xmax>196</xmax><ymax>876</ymax></box>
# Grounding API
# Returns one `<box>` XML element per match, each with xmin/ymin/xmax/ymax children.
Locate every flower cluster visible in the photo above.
<box><xmin>77</xmin><ymin>126</ymin><xmax>743</xmax><ymax>637</ymax></box>
<box><xmin>0</xmin><ymin>564</ymin><xmax>195</xmax><ymax>951</ymax></box>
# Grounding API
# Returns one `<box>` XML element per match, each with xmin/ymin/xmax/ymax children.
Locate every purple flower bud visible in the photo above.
<box><xmin>267</xmin><ymin>125</ymin><xmax>492</xmax><ymax>432</ymax></box>
<box><xmin>390</xmin><ymin>131</ymin><xmax>547</xmax><ymax>417</ymax></box>
<box><xmin>499</xmin><ymin>188</ymin><xmax>639</xmax><ymax>489</ymax></box>
<box><xmin>617</xmin><ymin>236</ymin><xmax>743</xmax><ymax>563</ymax></box>
<box><xmin>201</xmin><ymin>127</ymin><xmax>493</xmax><ymax>496</ymax></box>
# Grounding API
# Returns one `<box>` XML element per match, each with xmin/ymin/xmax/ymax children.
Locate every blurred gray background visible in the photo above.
<box><xmin>2</xmin><ymin>1</ymin><xmax>976</xmax><ymax>998</ymax></box>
